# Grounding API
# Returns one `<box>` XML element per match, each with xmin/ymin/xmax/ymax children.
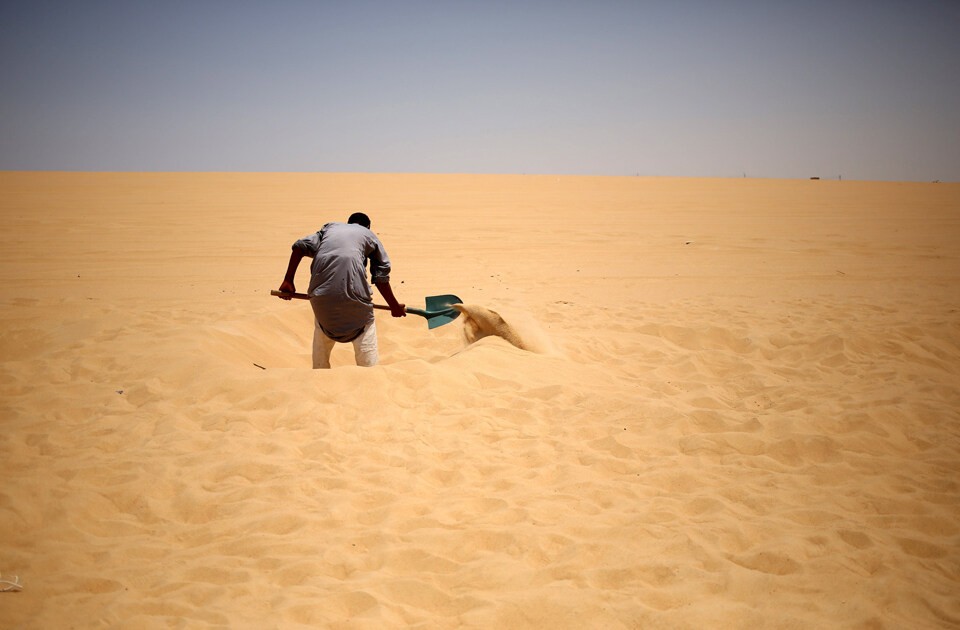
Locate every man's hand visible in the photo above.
<box><xmin>278</xmin><ymin>280</ymin><xmax>296</xmax><ymax>300</ymax></box>
<box><xmin>279</xmin><ymin>246</ymin><xmax>308</xmax><ymax>300</ymax></box>
<box><xmin>374</xmin><ymin>280</ymin><xmax>406</xmax><ymax>318</ymax></box>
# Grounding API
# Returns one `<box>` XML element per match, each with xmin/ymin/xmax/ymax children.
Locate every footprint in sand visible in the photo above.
<box><xmin>728</xmin><ymin>551</ymin><xmax>802</xmax><ymax>576</ymax></box>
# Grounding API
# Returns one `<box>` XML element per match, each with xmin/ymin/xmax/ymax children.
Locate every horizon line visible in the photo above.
<box><xmin>0</xmin><ymin>170</ymin><xmax>953</xmax><ymax>184</ymax></box>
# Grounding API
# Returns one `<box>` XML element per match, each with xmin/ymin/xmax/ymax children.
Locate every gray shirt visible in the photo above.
<box><xmin>294</xmin><ymin>222</ymin><xmax>392</xmax><ymax>342</ymax></box>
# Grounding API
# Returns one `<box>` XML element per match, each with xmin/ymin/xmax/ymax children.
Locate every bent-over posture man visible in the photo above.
<box><xmin>278</xmin><ymin>212</ymin><xmax>405</xmax><ymax>368</ymax></box>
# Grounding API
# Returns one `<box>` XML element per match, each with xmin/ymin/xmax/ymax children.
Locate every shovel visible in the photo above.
<box><xmin>270</xmin><ymin>290</ymin><xmax>462</xmax><ymax>329</ymax></box>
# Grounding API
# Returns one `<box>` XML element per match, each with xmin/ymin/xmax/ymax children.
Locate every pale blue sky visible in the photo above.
<box><xmin>2</xmin><ymin>0</ymin><xmax>958</xmax><ymax>180</ymax></box>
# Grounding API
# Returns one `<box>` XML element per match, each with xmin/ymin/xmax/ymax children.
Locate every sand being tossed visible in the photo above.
<box><xmin>454</xmin><ymin>303</ymin><xmax>557</xmax><ymax>355</ymax></box>
<box><xmin>1</xmin><ymin>172</ymin><xmax>959</xmax><ymax>629</ymax></box>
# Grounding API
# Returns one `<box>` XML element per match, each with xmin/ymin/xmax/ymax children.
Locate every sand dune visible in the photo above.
<box><xmin>1</xmin><ymin>172</ymin><xmax>958</xmax><ymax>628</ymax></box>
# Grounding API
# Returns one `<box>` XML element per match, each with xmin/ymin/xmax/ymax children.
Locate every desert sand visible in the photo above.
<box><xmin>1</xmin><ymin>172</ymin><xmax>958</xmax><ymax>628</ymax></box>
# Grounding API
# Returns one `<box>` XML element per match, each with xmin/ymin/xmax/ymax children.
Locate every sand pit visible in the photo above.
<box><xmin>1</xmin><ymin>172</ymin><xmax>959</xmax><ymax>628</ymax></box>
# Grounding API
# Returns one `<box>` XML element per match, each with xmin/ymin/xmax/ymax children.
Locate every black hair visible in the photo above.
<box><xmin>347</xmin><ymin>212</ymin><xmax>371</xmax><ymax>229</ymax></box>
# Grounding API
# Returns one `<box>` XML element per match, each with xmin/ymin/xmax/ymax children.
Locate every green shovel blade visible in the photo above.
<box><xmin>408</xmin><ymin>294</ymin><xmax>462</xmax><ymax>329</ymax></box>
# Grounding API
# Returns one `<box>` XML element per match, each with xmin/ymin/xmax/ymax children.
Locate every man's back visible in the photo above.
<box><xmin>306</xmin><ymin>222</ymin><xmax>379</xmax><ymax>299</ymax></box>
<box><xmin>294</xmin><ymin>222</ymin><xmax>392</xmax><ymax>342</ymax></box>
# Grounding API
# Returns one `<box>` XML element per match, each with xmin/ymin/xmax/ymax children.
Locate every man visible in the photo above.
<box><xmin>278</xmin><ymin>212</ymin><xmax>406</xmax><ymax>368</ymax></box>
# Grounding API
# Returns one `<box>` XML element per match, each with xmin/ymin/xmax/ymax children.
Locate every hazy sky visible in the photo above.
<box><xmin>2</xmin><ymin>0</ymin><xmax>958</xmax><ymax>180</ymax></box>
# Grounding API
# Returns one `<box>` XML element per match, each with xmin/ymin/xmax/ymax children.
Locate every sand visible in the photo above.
<box><xmin>1</xmin><ymin>172</ymin><xmax>958</xmax><ymax>628</ymax></box>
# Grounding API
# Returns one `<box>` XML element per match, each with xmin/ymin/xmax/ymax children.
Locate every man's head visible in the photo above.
<box><xmin>348</xmin><ymin>212</ymin><xmax>371</xmax><ymax>229</ymax></box>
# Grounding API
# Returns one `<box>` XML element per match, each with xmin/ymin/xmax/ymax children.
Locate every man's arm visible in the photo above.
<box><xmin>278</xmin><ymin>245</ymin><xmax>309</xmax><ymax>299</ymax></box>
<box><xmin>374</xmin><ymin>280</ymin><xmax>406</xmax><ymax>317</ymax></box>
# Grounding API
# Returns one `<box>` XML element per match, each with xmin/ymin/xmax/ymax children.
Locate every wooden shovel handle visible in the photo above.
<box><xmin>271</xmin><ymin>290</ymin><xmax>394</xmax><ymax>311</ymax></box>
